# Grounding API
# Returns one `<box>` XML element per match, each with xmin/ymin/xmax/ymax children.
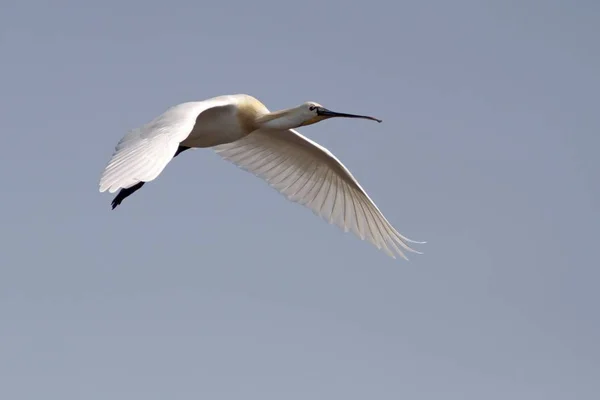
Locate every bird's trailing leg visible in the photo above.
<box><xmin>110</xmin><ymin>145</ymin><xmax>191</xmax><ymax>209</ymax></box>
<box><xmin>111</xmin><ymin>182</ymin><xmax>145</xmax><ymax>209</ymax></box>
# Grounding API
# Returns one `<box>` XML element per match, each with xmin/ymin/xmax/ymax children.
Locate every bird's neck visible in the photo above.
<box><xmin>255</xmin><ymin>108</ymin><xmax>303</xmax><ymax>130</ymax></box>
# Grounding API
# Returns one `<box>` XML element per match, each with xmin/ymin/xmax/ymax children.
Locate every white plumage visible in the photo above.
<box><xmin>100</xmin><ymin>97</ymin><xmax>235</xmax><ymax>193</ymax></box>
<box><xmin>99</xmin><ymin>94</ymin><xmax>423</xmax><ymax>259</ymax></box>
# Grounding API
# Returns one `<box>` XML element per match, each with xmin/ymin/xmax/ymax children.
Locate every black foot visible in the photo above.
<box><xmin>111</xmin><ymin>182</ymin><xmax>145</xmax><ymax>209</ymax></box>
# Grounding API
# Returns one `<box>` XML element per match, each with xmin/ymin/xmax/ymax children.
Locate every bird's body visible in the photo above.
<box><xmin>99</xmin><ymin>94</ymin><xmax>423</xmax><ymax>259</ymax></box>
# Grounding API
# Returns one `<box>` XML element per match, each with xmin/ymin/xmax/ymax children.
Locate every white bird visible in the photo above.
<box><xmin>99</xmin><ymin>94</ymin><xmax>423</xmax><ymax>259</ymax></box>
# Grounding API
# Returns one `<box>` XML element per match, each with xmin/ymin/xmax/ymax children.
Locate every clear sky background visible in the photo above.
<box><xmin>1</xmin><ymin>0</ymin><xmax>598</xmax><ymax>399</ymax></box>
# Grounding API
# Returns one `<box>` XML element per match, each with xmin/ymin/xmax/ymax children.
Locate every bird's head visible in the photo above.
<box><xmin>256</xmin><ymin>101</ymin><xmax>382</xmax><ymax>130</ymax></box>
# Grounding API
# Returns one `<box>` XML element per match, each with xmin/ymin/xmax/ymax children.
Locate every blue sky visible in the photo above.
<box><xmin>1</xmin><ymin>1</ymin><xmax>598</xmax><ymax>399</ymax></box>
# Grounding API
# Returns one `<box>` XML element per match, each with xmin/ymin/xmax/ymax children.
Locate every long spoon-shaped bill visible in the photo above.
<box><xmin>317</xmin><ymin>107</ymin><xmax>382</xmax><ymax>123</ymax></box>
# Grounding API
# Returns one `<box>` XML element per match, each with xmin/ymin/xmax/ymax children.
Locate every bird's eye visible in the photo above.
<box><xmin>309</xmin><ymin>105</ymin><xmax>316</xmax><ymax>111</ymax></box>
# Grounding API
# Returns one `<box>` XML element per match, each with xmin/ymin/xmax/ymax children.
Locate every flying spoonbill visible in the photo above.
<box><xmin>99</xmin><ymin>94</ymin><xmax>423</xmax><ymax>259</ymax></box>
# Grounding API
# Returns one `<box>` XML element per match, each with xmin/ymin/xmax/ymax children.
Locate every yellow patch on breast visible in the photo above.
<box><xmin>236</xmin><ymin>96</ymin><xmax>270</xmax><ymax>134</ymax></box>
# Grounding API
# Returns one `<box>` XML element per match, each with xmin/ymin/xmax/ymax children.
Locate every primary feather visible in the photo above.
<box><xmin>214</xmin><ymin>128</ymin><xmax>422</xmax><ymax>259</ymax></box>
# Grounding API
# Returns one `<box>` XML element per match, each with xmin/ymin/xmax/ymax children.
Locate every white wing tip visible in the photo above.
<box><xmin>388</xmin><ymin>237</ymin><xmax>425</xmax><ymax>261</ymax></box>
<box><xmin>98</xmin><ymin>181</ymin><xmax>120</xmax><ymax>194</ymax></box>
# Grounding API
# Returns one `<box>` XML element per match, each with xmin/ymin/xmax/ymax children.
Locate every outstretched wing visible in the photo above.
<box><xmin>213</xmin><ymin>128</ymin><xmax>423</xmax><ymax>259</ymax></box>
<box><xmin>99</xmin><ymin>97</ymin><xmax>233</xmax><ymax>193</ymax></box>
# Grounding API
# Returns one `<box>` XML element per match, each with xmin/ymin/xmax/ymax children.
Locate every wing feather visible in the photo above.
<box><xmin>99</xmin><ymin>97</ymin><xmax>234</xmax><ymax>193</ymax></box>
<box><xmin>214</xmin><ymin>128</ymin><xmax>423</xmax><ymax>259</ymax></box>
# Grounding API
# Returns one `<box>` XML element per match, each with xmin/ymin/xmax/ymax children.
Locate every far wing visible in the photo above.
<box><xmin>99</xmin><ymin>98</ymin><xmax>232</xmax><ymax>193</ymax></box>
<box><xmin>213</xmin><ymin>129</ymin><xmax>423</xmax><ymax>259</ymax></box>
